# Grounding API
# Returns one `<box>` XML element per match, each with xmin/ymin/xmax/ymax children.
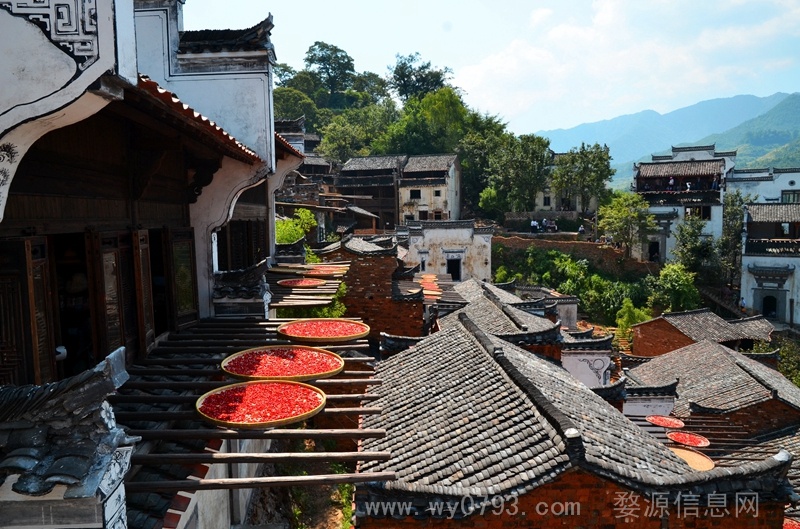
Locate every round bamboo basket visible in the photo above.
<box><xmin>196</xmin><ymin>380</ymin><xmax>326</xmax><ymax>429</ymax></box>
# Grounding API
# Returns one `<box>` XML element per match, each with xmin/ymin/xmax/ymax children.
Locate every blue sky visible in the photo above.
<box><xmin>182</xmin><ymin>0</ymin><xmax>800</xmax><ymax>134</ymax></box>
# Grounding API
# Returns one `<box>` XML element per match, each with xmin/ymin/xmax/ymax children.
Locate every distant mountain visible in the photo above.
<box><xmin>679</xmin><ymin>93</ymin><xmax>800</xmax><ymax>168</ymax></box>
<box><xmin>537</xmin><ymin>93</ymin><xmax>792</xmax><ymax>188</ymax></box>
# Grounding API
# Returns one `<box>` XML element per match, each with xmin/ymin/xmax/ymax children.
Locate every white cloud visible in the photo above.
<box><xmin>529</xmin><ymin>8</ymin><xmax>553</xmax><ymax>28</ymax></box>
<box><xmin>455</xmin><ymin>0</ymin><xmax>800</xmax><ymax>133</ymax></box>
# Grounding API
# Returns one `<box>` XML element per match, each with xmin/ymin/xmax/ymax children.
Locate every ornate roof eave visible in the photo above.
<box><xmin>561</xmin><ymin>334</ymin><xmax>615</xmax><ymax>350</ymax></box>
<box><xmin>747</xmin><ymin>264</ymin><xmax>796</xmax><ymax>277</ymax></box>
<box><xmin>591</xmin><ymin>376</ymin><xmax>627</xmax><ymax>401</ymax></box>
<box><xmin>624</xmin><ymin>379</ymin><xmax>679</xmax><ymax>398</ymax></box>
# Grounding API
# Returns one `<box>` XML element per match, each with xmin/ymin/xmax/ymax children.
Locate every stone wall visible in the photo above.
<box><xmin>494</xmin><ymin>236</ymin><xmax>658</xmax><ymax>280</ymax></box>
<box><xmin>320</xmin><ymin>247</ymin><xmax>424</xmax><ymax>341</ymax></box>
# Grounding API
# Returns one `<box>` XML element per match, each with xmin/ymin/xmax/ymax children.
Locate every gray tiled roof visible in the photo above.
<box><xmin>178</xmin><ymin>18</ymin><xmax>273</xmax><ymax>53</ymax></box>
<box><xmin>443</xmin><ymin>281</ymin><xmax>560</xmax><ymax>336</ymax></box>
<box><xmin>361</xmin><ymin>324</ymin><xmax>572</xmax><ymax>497</ymax></box>
<box><xmin>403</xmin><ymin>154</ymin><xmax>457</xmax><ymax>173</ymax></box>
<box><xmin>637</xmin><ymin>160</ymin><xmax>724</xmax><ymax>178</ymax></box>
<box><xmin>644</xmin><ymin>308</ymin><xmax>753</xmax><ymax>343</ymax></box>
<box><xmin>747</xmin><ymin>203</ymin><xmax>800</xmax><ymax>223</ymax></box>
<box><xmin>728</xmin><ymin>315</ymin><xmax>774</xmax><ymax>342</ymax></box>
<box><xmin>342</xmin><ymin>155</ymin><xmax>407</xmax><ymax>172</ymax></box>
<box><xmin>344</xmin><ymin>237</ymin><xmax>395</xmax><ymax>255</ymax></box>
<box><xmin>627</xmin><ymin>340</ymin><xmax>800</xmax><ymax>416</ymax></box>
<box><xmin>346</xmin><ymin>205</ymin><xmax>379</xmax><ymax>218</ymax></box>
<box><xmin>501</xmin><ymin>344</ymin><xmax>691</xmax><ymax>484</ymax></box>
<box><xmin>361</xmin><ymin>318</ymin><xmax>795</xmax><ymax>502</ymax></box>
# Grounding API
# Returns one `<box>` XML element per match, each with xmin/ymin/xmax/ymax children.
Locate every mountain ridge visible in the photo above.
<box><xmin>537</xmin><ymin>92</ymin><xmax>800</xmax><ymax>188</ymax></box>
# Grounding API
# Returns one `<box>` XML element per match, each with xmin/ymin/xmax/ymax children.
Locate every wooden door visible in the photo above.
<box><xmin>86</xmin><ymin>232</ymin><xmax>126</xmax><ymax>361</ymax></box>
<box><xmin>0</xmin><ymin>237</ymin><xmax>55</xmax><ymax>385</ymax></box>
<box><xmin>133</xmin><ymin>229</ymin><xmax>156</xmax><ymax>357</ymax></box>
<box><xmin>165</xmin><ymin>227</ymin><xmax>198</xmax><ymax>329</ymax></box>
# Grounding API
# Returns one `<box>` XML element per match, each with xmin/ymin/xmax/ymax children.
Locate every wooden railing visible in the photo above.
<box><xmin>745</xmin><ymin>238</ymin><xmax>800</xmax><ymax>256</ymax></box>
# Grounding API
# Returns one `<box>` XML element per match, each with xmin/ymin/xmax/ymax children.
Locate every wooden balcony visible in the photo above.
<box><xmin>745</xmin><ymin>238</ymin><xmax>800</xmax><ymax>256</ymax></box>
<box><xmin>637</xmin><ymin>189</ymin><xmax>721</xmax><ymax>206</ymax></box>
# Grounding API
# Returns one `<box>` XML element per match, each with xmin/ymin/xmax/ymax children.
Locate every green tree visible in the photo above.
<box><xmin>304</xmin><ymin>41</ymin><xmax>355</xmax><ymax>108</ymax></box>
<box><xmin>350</xmin><ymin>71</ymin><xmax>390</xmax><ymax>105</ymax></box>
<box><xmin>456</xmin><ymin>112</ymin><xmax>508</xmax><ymax>217</ymax></box>
<box><xmin>273</xmin><ymin>63</ymin><xmax>297</xmax><ymax>86</ymax></box>
<box><xmin>478</xmin><ymin>186</ymin><xmax>505</xmax><ymax>221</ymax></box>
<box><xmin>598</xmin><ymin>192</ymin><xmax>657</xmax><ymax>259</ymax></box>
<box><xmin>284</xmin><ymin>70</ymin><xmax>323</xmax><ymax>100</ymax></box>
<box><xmin>388</xmin><ymin>53</ymin><xmax>452</xmax><ymax>102</ymax></box>
<box><xmin>551</xmin><ymin>142</ymin><xmax>614</xmax><ymax>213</ymax></box>
<box><xmin>316</xmin><ymin>101</ymin><xmax>399</xmax><ymax>163</ymax></box>
<box><xmin>275</xmin><ymin>208</ymin><xmax>317</xmax><ymax>244</ymax></box>
<box><xmin>672</xmin><ymin>214</ymin><xmax>716</xmax><ymax>275</ymax></box>
<box><xmin>717</xmin><ymin>189</ymin><xmax>753</xmax><ymax>287</ymax></box>
<box><xmin>273</xmin><ymin>87</ymin><xmax>319</xmax><ymax>129</ymax></box>
<box><xmin>615</xmin><ymin>298</ymin><xmax>652</xmax><ymax>337</ymax></box>
<box><xmin>647</xmin><ymin>263</ymin><xmax>701</xmax><ymax>313</ymax></box>
<box><xmin>373</xmin><ymin>87</ymin><xmax>468</xmax><ymax>155</ymax></box>
<box><xmin>484</xmin><ymin>133</ymin><xmax>551</xmax><ymax>213</ymax></box>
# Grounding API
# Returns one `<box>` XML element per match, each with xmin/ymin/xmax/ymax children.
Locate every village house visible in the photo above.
<box><xmin>0</xmin><ymin>2</ymin><xmax>392</xmax><ymax>528</ymax></box>
<box><xmin>628</xmin><ymin>340</ymin><xmax>800</xmax><ymax>524</ymax></box>
<box><xmin>740</xmin><ymin>203</ymin><xmax>800</xmax><ymax>327</ymax></box>
<box><xmin>399</xmin><ymin>154</ymin><xmax>461</xmax><ymax>222</ymax></box>
<box><xmin>358</xmin><ymin>315</ymin><xmax>795</xmax><ymax>528</ymax></box>
<box><xmin>630</xmin><ymin>308</ymin><xmax>773</xmax><ymax>357</ymax></box>
<box><xmin>633</xmin><ymin>144</ymin><xmax>735</xmax><ymax>262</ymax></box>
<box><xmin>399</xmin><ymin>220</ymin><xmax>493</xmax><ymax>282</ymax></box>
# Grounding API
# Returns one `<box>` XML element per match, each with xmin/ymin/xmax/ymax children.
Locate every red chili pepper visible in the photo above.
<box><xmin>667</xmin><ymin>431</ymin><xmax>710</xmax><ymax>447</ymax></box>
<box><xmin>199</xmin><ymin>382</ymin><xmax>323</xmax><ymax>424</ymax></box>
<box><xmin>225</xmin><ymin>347</ymin><xmax>341</xmax><ymax>377</ymax></box>
<box><xmin>278</xmin><ymin>278</ymin><xmax>326</xmax><ymax>287</ymax></box>
<box><xmin>280</xmin><ymin>320</ymin><xmax>367</xmax><ymax>338</ymax></box>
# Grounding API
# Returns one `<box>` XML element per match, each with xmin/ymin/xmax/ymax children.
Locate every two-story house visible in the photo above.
<box><xmin>633</xmin><ymin>144</ymin><xmax>736</xmax><ymax>261</ymax></box>
<box><xmin>398</xmin><ymin>153</ymin><xmax>461</xmax><ymax>222</ymax></box>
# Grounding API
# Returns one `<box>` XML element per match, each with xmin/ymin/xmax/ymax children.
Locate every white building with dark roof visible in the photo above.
<box><xmin>741</xmin><ymin>202</ymin><xmax>800</xmax><ymax>326</ymax></box>
<box><xmin>633</xmin><ymin>144</ymin><xmax>736</xmax><ymax>262</ymax></box>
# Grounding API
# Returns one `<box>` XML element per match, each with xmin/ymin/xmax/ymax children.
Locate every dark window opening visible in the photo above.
<box><xmin>410</xmin><ymin>189</ymin><xmax>421</xmax><ymax>200</ymax></box>
<box><xmin>434</xmin><ymin>190</ymin><xmax>441</xmax><ymax>197</ymax></box>
<box><xmin>419</xmin><ymin>211</ymin><xmax>429</xmax><ymax>220</ymax></box>
<box><xmin>763</xmin><ymin>295</ymin><xmax>778</xmax><ymax>318</ymax></box>
<box><xmin>543</xmin><ymin>196</ymin><xmax>551</xmax><ymax>206</ymax></box>
<box><xmin>685</xmin><ymin>206</ymin><xmax>711</xmax><ymax>220</ymax></box>
<box><xmin>446</xmin><ymin>258</ymin><xmax>462</xmax><ymax>281</ymax></box>
<box><xmin>434</xmin><ymin>211</ymin><xmax>442</xmax><ymax>220</ymax></box>
<box><xmin>782</xmin><ymin>190</ymin><xmax>800</xmax><ymax>203</ymax></box>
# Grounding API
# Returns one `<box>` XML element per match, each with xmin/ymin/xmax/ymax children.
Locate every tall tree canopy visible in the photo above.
<box><xmin>372</xmin><ymin>87</ymin><xmax>468</xmax><ymax>155</ymax></box>
<box><xmin>273</xmin><ymin>87</ymin><xmax>318</xmax><ymax>127</ymax></box>
<box><xmin>388</xmin><ymin>53</ymin><xmax>452</xmax><ymax>102</ymax></box>
<box><xmin>304</xmin><ymin>41</ymin><xmax>355</xmax><ymax>108</ymax></box>
<box><xmin>672</xmin><ymin>214</ymin><xmax>716</xmax><ymax>275</ymax></box>
<box><xmin>479</xmin><ymin>133</ymin><xmax>551</xmax><ymax>217</ymax></box>
<box><xmin>316</xmin><ymin>100</ymin><xmax>399</xmax><ymax>163</ymax></box>
<box><xmin>551</xmin><ymin>142</ymin><xmax>614</xmax><ymax>213</ymax></box>
<box><xmin>717</xmin><ymin>189</ymin><xmax>753</xmax><ymax>287</ymax></box>
<box><xmin>598</xmin><ymin>192</ymin><xmax>657</xmax><ymax>258</ymax></box>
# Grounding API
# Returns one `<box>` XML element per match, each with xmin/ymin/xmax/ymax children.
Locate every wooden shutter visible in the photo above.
<box><xmin>0</xmin><ymin>237</ymin><xmax>55</xmax><ymax>385</ymax></box>
<box><xmin>165</xmin><ymin>227</ymin><xmax>198</xmax><ymax>329</ymax></box>
<box><xmin>0</xmin><ymin>273</ymin><xmax>27</xmax><ymax>385</ymax></box>
<box><xmin>86</xmin><ymin>232</ymin><xmax>125</xmax><ymax>360</ymax></box>
<box><xmin>133</xmin><ymin>229</ymin><xmax>156</xmax><ymax>357</ymax></box>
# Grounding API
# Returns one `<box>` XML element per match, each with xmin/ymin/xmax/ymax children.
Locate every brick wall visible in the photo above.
<box><xmin>727</xmin><ymin>400</ymin><xmax>800</xmax><ymax>437</ymax></box>
<box><xmin>631</xmin><ymin>319</ymin><xmax>694</xmax><ymax>356</ymax></box>
<box><xmin>322</xmin><ymin>247</ymin><xmax>425</xmax><ymax>340</ymax></box>
<box><xmin>494</xmin><ymin>236</ymin><xmax>658</xmax><ymax>280</ymax></box>
<box><xmin>357</xmin><ymin>468</ymin><xmax>785</xmax><ymax>528</ymax></box>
